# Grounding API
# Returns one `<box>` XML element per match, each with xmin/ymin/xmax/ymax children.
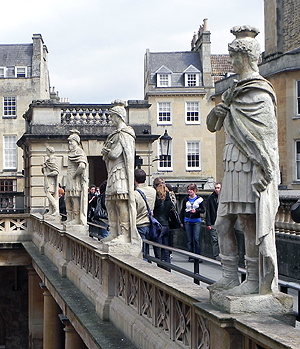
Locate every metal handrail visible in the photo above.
<box><xmin>143</xmin><ymin>239</ymin><xmax>300</xmax><ymax>321</ymax></box>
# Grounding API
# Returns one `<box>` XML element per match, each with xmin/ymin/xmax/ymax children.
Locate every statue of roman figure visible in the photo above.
<box><xmin>42</xmin><ymin>145</ymin><xmax>59</xmax><ymax>218</ymax></box>
<box><xmin>206</xmin><ymin>25</ymin><xmax>280</xmax><ymax>296</ymax></box>
<box><xmin>101</xmin><ymin>100</ymin><xmax>140</xmax><ymax>245</ymax></box>
<box><xmin>65</xmin><ymin>130</ymin><xmax>88</xmax><ymax>226</ymax></box>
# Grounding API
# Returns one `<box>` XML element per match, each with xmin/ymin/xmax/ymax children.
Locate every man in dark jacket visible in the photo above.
<box><xmin>206</xmin><ymin>183</ymin><xmax>221</xmax><ymax>260</ymax></box>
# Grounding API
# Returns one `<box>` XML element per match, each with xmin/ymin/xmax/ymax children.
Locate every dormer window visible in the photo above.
<box><xmin>186</xmin><ymin>74</ymin><xmax>198</xmax><ymax>86</ymax></box>
<box><xmin>183</xmin><ymin>65</ymin><xmax>201</xmax><ymax>87</ymax></box>
<box><xmin>0</xmin><ymin>67</ymin><xmax>5</xmax><ymax>78</ymax></box>
<box><xmin>158</xmin><ymin>74</ymin><xmax>171</xmax><ymax>87</ymax></box>
<box><xmin>15</xmin><ymin>66</ymin><xmax>27</xmax><ymax>78</ymax></box>
<box><xmin>156</xmin><ymin>65</ymin><xmax>172</xmax><ymax>87</ymax></box>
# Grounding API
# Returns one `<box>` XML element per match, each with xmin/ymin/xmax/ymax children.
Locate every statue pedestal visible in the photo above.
<box><xmin>209</xmin><ymin>289</ymin><xmax>295</xmax><ymax>325</ymax></box>
<box><xmin>63</xmin><ymin>224</ymin><xmax>89</xmax><ymax>235</ymax></box>
<box><xmin>99</xmin><ymin>240</ymin><xmax>142</xmax><ymax>258</ymax></box>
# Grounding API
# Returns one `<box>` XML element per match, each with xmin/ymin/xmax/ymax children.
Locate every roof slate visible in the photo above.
<box><xmin>0</xmin><ymin>44</ymin><xmax>33</xmax><ymax>66</ymax></box>
<box><xmin>149</xmin><ymin>51</ymin><xmax>202</xmax><ymax>73</ymax></box>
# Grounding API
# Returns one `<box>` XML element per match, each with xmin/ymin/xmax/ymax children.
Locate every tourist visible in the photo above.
<box><xmin>180</xmin><ymin>183</ymin><xmax>205</xmax><ymax>262</ymax></box>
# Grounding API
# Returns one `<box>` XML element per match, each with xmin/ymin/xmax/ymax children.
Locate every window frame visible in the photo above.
<box><xmin>157</xmin><ymin>102</ymin><xmax>172</xmax><ymax>125</ymax></box>
<box><xmin>185</xmin><ymin>73</ymin><xmax>200</xmax><ymax>87</ymax></box>
<box><xmin>157</xmin><ymin>73</ymin><xmax>171</xmax><ymax>87</ymax></box>
<box><xmin>15</xmin><ymin>66</ymin><xmax>27</xmax><ymax>78</ymax></box>
<box><xmin>296</xmin><ymin>80</ymin><xmax>300</xmax><ymax>116</ymax></box>
<box><xmin>3</xmin><ymin>96</ymin><xmax>16</xmax><ymax>118</ymax></box>
<box><xmin>0</xmin><ymin>179</ymin><xmax>16</xmax><ymax>192</ymax></box>
<box><xmin>186</xmin><ymin>140</ymin><xmax>201</xmax><ymax>171</ymax></box>
<box><xmin>295</xmin><ymin>140</ymin><xmax>300</xmax><ymax>180</ymax></box>
<box><xmin>157</xmin><ymin>140</ymin><xmax>173</xmax><ymax>172</ymax></box>
<box><xmin>185</xmin><ymin>101</ymin><xmax>200</xmax><ymax>124</ymax></box>
<box><xmin>0</xmin><ymin>67</ymin><xmax>6</xmax><ymax>78</ymax></box>
<box><xmin>3</xmin><ymin>135</ymin><xmax>17</xmax><ymax>170</ymax></box>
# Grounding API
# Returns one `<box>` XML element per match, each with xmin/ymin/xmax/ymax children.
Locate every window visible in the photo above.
<box><xmin>0</xmin><ymin>179</ymin><xmax>16</xmax><ymax>211</ymax></box>
<box><xmin>3</xmin><ymin>135</ymin><xmax>17</xmax><ymax>170</ymax></box>
<box><xmin>296</xmin><ymin>80</ymin><xmax>300</xmax><ymax>115</ymax></box>
<box><xmin>15</xmin><ymin>66</ymin><xmax>27</xmax><ymax>78</ymax></box>
<box><xmin>3</xmin><ymin>97</ymin><xmax>16</xmax><ymax>118</ymax></box>
<box><xmin>296</xmin><ymin>141</ymin><xmax>300</xmax><ymax>180</ymax></box>
<box><xmin>158</xmin><ymin>102</ymin><xmax>171</xmax><ymax>124</ymax></box>
<box><xmin>0</xmin><ymin>179</ymin><xmax>16</xmax><ymax>192</ymax></box>
<box><xmin>186</xmin><ymin>102</ymin><xmax>200</xmax><ymax>124</ymax></box>
<box><xmin>0</xmin><ymin>67</ymin><xmax>5</xmax><ymax>78</ymax></box>
<box><xmin>157</xmin><ymin>73</ymin><xmax>171</xmax><ymax>87</ymax></box>
<box><xmin>185</xmin><ymin>73</ymin><xmax>200</xmax><ymax>87</ymax></box>
<box><xmin>186</xmin><ymin>141</ymin><xmax>201</xmax><ymax>170</ymax></box>
<box><xmin>158</xmin><ymin>141</ymin><xmax>172</xmax><ymax>171</ymax></box>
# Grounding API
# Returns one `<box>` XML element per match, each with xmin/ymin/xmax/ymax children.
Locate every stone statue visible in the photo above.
<box><xmin>206</xmin><ymin>26</ymin><xmax>280</xmax><ymax>296</ymax></box>
<box><xmin>42</xmin><ymin>145</ymin><xmax>59</xmax><ymax>218</ymax></box>
<box><xmin>65</xmin><ymin>130</ymin><xmax>88</xmax><ymax>226</ymax></box>
<box><xmin>101</xmin><ymin>100</ymin><xmax>140</xmax><ymax>245</ymax></box>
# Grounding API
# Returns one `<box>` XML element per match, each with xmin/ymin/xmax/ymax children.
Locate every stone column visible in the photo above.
<box><xmin>27</xmin><ymin>267</ymin><xmax>43</xmax><ymax>349</ymax></box>
<box><xmin>59</xmin><ymin>315</ymin><xmax>86</xmax><ymax>349</ymax></box>
<box><xmin>41</xmin><ymin>285</ymin><xmax>63</xmax><ymax>349</ymax></box>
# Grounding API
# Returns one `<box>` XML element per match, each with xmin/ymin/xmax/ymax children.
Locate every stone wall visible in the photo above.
<box><xmin>282</xmin><ymin>0</ymin><xmax>300</xmax><ymax>53</ymax></box>
<box><xmin>0</xmin><ymin>266</ymin><xmax>28</xmax><ymax>348</ymax></box>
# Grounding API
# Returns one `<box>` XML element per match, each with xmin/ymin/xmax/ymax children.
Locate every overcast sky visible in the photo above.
<box><xmin>1</xmin><ymin>0</ymin><xmax>264</xmax><ymax>103</ymax></box>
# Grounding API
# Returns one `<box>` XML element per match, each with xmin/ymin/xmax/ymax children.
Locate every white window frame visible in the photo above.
<box><xmin>295</xmin><ymin>140</ymin><xmax>300</xmax><ymax>180</ymax></box>
<box><xmin>0</xmin><ymin>67</ymin><xmax>6</xmax><ymax>78</ymax></box>
<box><xmin>185</xmin><ymin>101</ymin><xmax>200</xmax><ymax>124</ymax></box>
<box><xmin>296</xmin><ymin>80</ymin><xmax>300</xmax><ymax>116</ymax></box>
<box><xmin>157</xmin><ymin>141</ymin><xmax>173</xmax><ymax>171</ymax></box>
<box><xmin>186</xmin><ymin>141</ymin><xmax>201</xmax><ymax>171</ymax></box>
<box><xmin>157</xmin><ymin>73</ymin><xmax>171</xmax><ymax>87</ymax></box>
<box><xmin>15</xmin><ymin>66</ymin><xmax>27</xmax><ymax>78</ymax></box>
<box><xmin>3</xmin><ymin>135</ymin><xmax>17</xmax><ymax>170</ymax></box>
<box><xmin>3</xmin><ymin>96</ymin><xmax>16</xmax><ymax>118</ymax></box>
<box><xmin>157</xmin><ymin>102</ymin><xmax>172</xmax><ymax>125</ymax></box>
<box><xmin>185</xmin><ymin>73</ymin><xmax>199</xmax><ymax>87</ymax></box>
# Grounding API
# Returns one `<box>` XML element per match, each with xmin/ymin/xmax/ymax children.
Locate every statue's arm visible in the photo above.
<box><xmin>206</xmin><ymin>103</ymin><xmax>229</xmax><ymax>132</ymax></box>
<box><xmin>73</xmin><ymin>162</ymin><xmax>86</xmax><ymax>179</ymax></box>
<box><xmin>45</xmin><ymin>169</ymin><xmax>59</xmax><ymax>177</ymax></box>
<box><xmin>105</xmin><ymin>142</ymin><xmax>123</xmax><ymax>160</ymax></box>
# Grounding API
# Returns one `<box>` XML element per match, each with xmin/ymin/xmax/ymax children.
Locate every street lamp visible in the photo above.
<box><xmin>159</xmin><ymin>130</ymin><xmax>172</xmax><ymax>157</ymax></box>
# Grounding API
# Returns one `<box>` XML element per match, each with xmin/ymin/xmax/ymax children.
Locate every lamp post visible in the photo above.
<box><xmin>159</xmin><ymin>130</ymin><xmax>172</xmax><ymax>166</ymax></box>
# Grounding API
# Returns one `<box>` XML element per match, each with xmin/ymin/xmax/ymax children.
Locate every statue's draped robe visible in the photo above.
<box><xmin>220</xmin><ymin>77</ymin><xmax>280</xmax><ymax>293</ymax></box>
<box><xmin>67</xmin><ymin>147</ymin><xmax>88</xmax><ymax>225</ymax></box>
<box><xmin>103</xmin><ymin>126</ymin><xmax>139</xmax><ymax>243</ymax></box>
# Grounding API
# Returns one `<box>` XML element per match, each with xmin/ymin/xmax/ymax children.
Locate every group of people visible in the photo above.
<box><xmin>133</xmin><ymin>168</ymin><xmax>223</xmax><ymax>269</ymax></box>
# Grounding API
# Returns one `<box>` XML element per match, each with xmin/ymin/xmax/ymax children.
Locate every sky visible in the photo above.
<box><xmin>1</xmin><ymin>0</ymin><xmax>264</xmax><ymax>104</ymax></box>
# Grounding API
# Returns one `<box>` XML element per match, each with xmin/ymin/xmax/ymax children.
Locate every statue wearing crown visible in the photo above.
<box><xmin>207</xmin><ymin>26</ymin><xmax>280</xmax><ymax>298</ymax></box>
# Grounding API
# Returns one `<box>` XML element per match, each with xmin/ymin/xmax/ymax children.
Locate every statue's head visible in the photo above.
<box><xmin>68</xmin><ymin>129</ymin><xmax>81</xmax><ymax>149</ymax></box>
<box><xmin>46</xmin><ymin>145</ymin><xmax>55</xmax><ymax>154</ymax></box>
<box><xmin>228</xmin><ymin>25</ymin><xmax>260</xmax><ymax>72</ymax></box>
<box><xmin>109</xmin><ymin>99</ymin><xmax>127</xmax><ymax>123</ymax></box>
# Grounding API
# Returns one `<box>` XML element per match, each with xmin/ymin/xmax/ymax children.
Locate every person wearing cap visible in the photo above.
<box><xmin>42</xmin><ymin>145</ymin><xmax>59</xmax><ymax>218</ymax></box>
<box><xmin>65</xmin><ymin>130</ymin><xmax>88</xmax><ymax>225</ymax></box>
<box><xmin>206</xmin><ymin>25</ymin><xmax>280</xmax><ymax>296</ymax></box>
<box><xmin>101</xmin><ymin>100</ymin><xmax>140</xmax><ymax>245</ymax></box>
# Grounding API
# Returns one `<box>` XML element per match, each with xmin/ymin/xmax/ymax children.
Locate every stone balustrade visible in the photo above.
<box><xmin>7</xmin><ymin>214</ymin><xmax>298</xmax><ymax>349</ymax></box>
<box><xmin>60</xmin><ymin>105</ymin><xmax>112</xmax><ymax>126</ymax></box>
<box><xmin>0</xmin><ymin>213</ymin><xmax>300</xmax><ymax>348</ymax></box>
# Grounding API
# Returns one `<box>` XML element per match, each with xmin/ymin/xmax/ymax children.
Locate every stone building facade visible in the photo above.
<box><xmin>0</xmin><ymin>34</ymin><xmax>53</xmax><ymax>212</ymax></box>
<box><xmin>18</xmin><ymin>100</ymin><xmax>158</xmax><ymax>213</ymax></box>
<box><xmin>144</xmin><ymin>19</ymin><xmax>232</xmax><ymax>191</ymax></box>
